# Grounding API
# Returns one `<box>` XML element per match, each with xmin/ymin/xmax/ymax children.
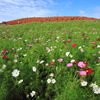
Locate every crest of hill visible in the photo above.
<box><xmin>0</xmin><ymin>16</ymin><xmax>100</xmax><ymax>25</ymax></box>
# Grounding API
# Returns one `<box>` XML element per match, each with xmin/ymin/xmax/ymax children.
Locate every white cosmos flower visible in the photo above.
<box><xmin>96</xmin><ymin>63</ymin><xmax>100</xmax><ymax>65</ymax></box>
<box><xmin>23</xmin><ymin>54</ymin><xmax>27</xmax><ymax>57</ymax></box>
<box><xmin>50</xmin><ymin>73</ymin><xmax>54</xmax><ymax>77</ymax></box>
<box><xmin>45</xmin><ymin>63</ymin><xmax>49</xmax><ymax>66</ymax></box>
<box><xmin>0</xmin><ymin>69</ymin><xmax>3</xmax><ymax>72</ymax></box>
<box><xmin>18</xmin><ymin>79</ymin><xmax>23</xmax><ymax>84</ymax></box>
<box><xmin>24</xmin><ymin>39</ymin><xmax>28</xmax><ymax>42</ymax></box>
<box><xmin>36</xmin><ymin>60</ymin><xmax>40</xmax><ymax>63</ymax></box>
<box><xmin>51</xmin><ymin>79</ymin><xmax>56</xmax><ymax>84</ymax></box>
<box><xmin>65</xmin><ymin>52</ymin><xmax>70</xmax><ymax>56</ymax></box>
<box><xmin>69</xmin><ymin>54</ymin><xmax>73</xmax><ymax>58</ymax></box>
<box><xmin>70</xmin><ymin>59</ymin><xmax>75</xmax><ymax>63</ymax></box>
<box><xmin>97</xmin><ymin>45</ymin><xmax>100</xmax><ymax>48</ymax></box>
<box><xmin>16</xmin><ymin>49</ymin><xmax>20</xmax><ymax>51</ymax></box>
<box><xmin>32</xmin><ymin>67</ymin><xmax>36</xmax><ymax>72</ymax></box>
<box><xmin>90</xmin><ymin>83</ymin><xmax>99</xmax><ymax>88</ymax></box>
<box><xmin>81</xmin><ymin>81</ymin><xmax>87</xmax><ymax>86</ymax></box>
<box><xmin>40</xmin><ymin>60</ymin><xmax>44</xmax><ymax>64</ymax></box>
<box><xmin>30</xmin><ymin>91</ymin><xmax>36</xmax><ymax>97</ymax></box>
<box><xmin>93</xmin><ymin>87</ymin><xmax>100</xmax><ymax>94</ymax></box>
<box><xmin>47</xmin><ymin>78</ymin><xmax>51</xmax><ymax>83</ymax></box>
<box><xmin>19</xmin><ymin>48</ymin><xmax>22</xmax><ymax>50</ymax></box>
<box><xmin>12</xmin><ymin>69</ymin><xmax>20</xmax><ymax>77</ymax></box>
<box><xmin>52</xmin><ymin>59</ymin><xmax>55</xmax><ymax>62</ymax></box>
<box><xmin>78</xmin><ymin>46</ymin><xmax>82</xmax><ymax>49</ymax></box>
<box><xmin>2</xmin><ymin>64</ymin><xmax>6</xmax><ymax>69</ymax></box>
<box><xmin>80</xmin><ymin>48</ymin><xmax>84</xmax><ymax>52</ymax></box>
<box><xmin>14</xmin><ymin>59</ymin><xmax>18</xmax><ymax>63</ymax></box>
<box><xmin>57</xmin><ymin>36</ymin><xmax>60</xmax><ymax>39</ymax></box>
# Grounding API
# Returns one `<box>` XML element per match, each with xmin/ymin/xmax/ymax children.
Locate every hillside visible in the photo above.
<box><xmin>0</xmin><ymin>16</ymin><xmax>100</xmax><ymax>25</ymax></box>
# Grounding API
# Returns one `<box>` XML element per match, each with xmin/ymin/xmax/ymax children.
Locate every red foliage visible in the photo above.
<box><xmin>0</xmin><ymin>16</ymin><xmax>100</xmax><ymax>25</ymax></box>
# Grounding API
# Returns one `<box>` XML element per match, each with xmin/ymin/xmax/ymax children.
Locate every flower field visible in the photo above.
<box><xmin>0</xmin><ymin>20</ymin><xmax>100</xmax><ymax>100</ymax></box>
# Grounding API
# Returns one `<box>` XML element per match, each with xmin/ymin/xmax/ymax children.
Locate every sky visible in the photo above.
<box><xmin>0</xmin><ymin>0</ymin><xmax>100</xmax><ymax>22</ymax></box>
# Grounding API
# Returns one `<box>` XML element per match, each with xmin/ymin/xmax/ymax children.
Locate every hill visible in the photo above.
<box><xmin>0</xmin><ymin>16</ymin><xmax>100</xmax><ymax>25</ymax></box>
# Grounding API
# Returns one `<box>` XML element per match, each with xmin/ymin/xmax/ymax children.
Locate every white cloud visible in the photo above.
<box><xmin>79</xmin><ymin>8</ymin><xmax>100</xmax><ymax>19</ymax></box>
<box><xmin>0</xmin><ymin>0</ymin><xmax>57</xmax><ymax>22</ymax></box>
<box><xmin>79</xmin><ymin>10</ymin><xmax>88</xmax><ymax>16</ymax></box>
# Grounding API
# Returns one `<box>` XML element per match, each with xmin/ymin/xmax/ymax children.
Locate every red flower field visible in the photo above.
<box><xmin>0</xmin><ymin>16</ymin><xmax>100</xmax><ymax>25</ymax></box>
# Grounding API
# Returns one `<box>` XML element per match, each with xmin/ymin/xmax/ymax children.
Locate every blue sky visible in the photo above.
<box><xmin>0</xmin><ymin>0</ymin><xmax>100</xmax><ymax>22</ymax></box>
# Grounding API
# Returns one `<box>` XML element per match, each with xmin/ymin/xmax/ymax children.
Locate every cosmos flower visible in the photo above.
<box><xmin>81</xmin><ymin>81</ymin><xmax>88</xmax><ymax>86</ymax></box>
<box><xmin>3</xmin><ymin>56</ymin><xmax>8</xmax><ymax>59</ymax></box>
<box><xmin>2</xmin><ymin>64</ymin><xmax>6</xmax><ymax>69</ymax></box>
<box><xmin>79</xmin><ymin>71</ymin><xmax>87</xmax><ymax>76</ymax></box>
<box><xmin>14</xmin><ymin>59</ymin><xmax>18</xmax><ymax>63</ymax></box>
<box><xmin>18</xmin><ymin>79</ymin><xmax>23</xmax><ymax>84</ymax></box>
<box><xmin>70</xmin><ymin>59</ymin><xmax>75</xmax><ymax>63</ymax></box>
<box><xmin>72</xmin><ymin>44</ymin><xmax>77</xmax><ymax>47</ymax></box>
<box><xmin>93</xmin><ymin>87</ymin><xmax>100</xmax><ymax>94</ymax></box>
<box><xmin>12</xmin><ymin>69</ymin><xmax>20</xmax><ymax>77</ymax></box>
<box><xmin>83</xmin><ymin>68</ymin><xmax>94</xmax><ymax>74</ymax></box>
<box><xmin>40</xmin><ymin>60</ymin><xmax>44</xmax><ymax>64</ymax></box>
<box><xmin>92</xmin><ymin>42</ymin><xmax>96</xmax><ymax>44</ymax></box>
<box><xmin>78</xmin><ymin>62</ymin><xmax>86</xmax><ymax>68</ymax></box>
<box><xmin>32</xmin><ymin>67</ymin><xmax>36</xmax><ymax>72</ymax></box>
<box><xmin>50</xmin><ymin>62</ymin><xmax>54</xmax><ymax>65</ymax></box>
<box><xmin>45</xmin><ymin>63</ymin><xmax>49</xmax><ymax>66</ymax></box>
<box><xmin>47</xmin><ymin>78</ymin><xmax>51</xmax><ymax>83</ymax></box>
<box><xmin>65</xmin><ymin>52</ymin><xmax>70</xmax><ymax>56</ymax></box>
<box><xmin>51</xmin><ymin>79</ymin><xmax>56</xmax><ymax>84</ymax></box>
<box><xmin>89</xmin><ymin>83</ymin><xmax>99</xmax><ymax>88</ymax></box>
<box><xmin>66</xmin><ymin>63</ymin><xmax>73</xmax><ymax>67</ymax></box>
<box><xmin>30</xmin><ymin>91</ymin><xmax>36</xmax><ymax>97</ymax></box>
<box><xmin>69</xmin><ymin>54</ymin><xmax>73</xmax><ymax>58</ymax></box>
<box><xmin>50</xmin><ymin>73</ymin><xmax>54</xmax><ymax>77</ymax></box>
<box><xmin>1</xmin><ymin>50</ymin><xmax>8</xmax><ymax>54</ymax></box>
<box><xmin>58</xmin><ymin>59</ymin><xmax>63</xmax><ymax>62</ymax></box>
<box><xmin>97</xmin><ymin>45</ymin><xmax>100</xmax><ymax>48</ymax></box>
<box><xmin>98</xmin><ymin>51</ymin><xmax>100</xmax><ymax>54</ymax></box>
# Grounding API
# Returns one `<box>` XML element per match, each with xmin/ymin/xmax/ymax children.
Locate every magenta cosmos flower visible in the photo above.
<box><xmin>78</xmin><ymin>62</ymin><xmax>86</xmax><ymax>68</ymax></box>
<box><xmin>58</xmin><ymin>59</ymin><xmax>63</xmax><ymax>62</ymax></box>
<box><xmin>66</xmin><ymin>63</ymin><xmax>73</xmax><ymax>67</ymax></box>
<box><xmin>79</xmin><ymin>71</ymin><xmax>87</xmax><ymax>76</ymax></box>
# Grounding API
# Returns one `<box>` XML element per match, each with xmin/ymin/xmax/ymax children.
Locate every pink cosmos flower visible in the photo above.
<box><xmin>29</xmin><ymin>45</ymin><xmax>33</xmax><ymax>46</ymax></box>
<box><xmin>58</xmin><ymin>59</ymin><xmax>63</xmax><ymax>62</ymax></box>
<box><xmin>98</xmin><ymin>51</ymin><xmax>100</xmax><ymax>54</ymax></box>
<box><xmin>98</xmin><ymin>57</ymin><xmax>100</xmax><ymax>59</ymax></box>
<box><xmin>92</xmin><ymin>42</ymin><xmax>96</xmax><ymax>44</ymax></box>
<box><xmin>12</xmin><ymin>48</ymin><xmax>14</xmax><ymax>50</ymax></box>
<box><xmin>79</xmin><ymin>71</ymin><xmax>87</xmax><ymax>76</ymax></box>
<box><xmin>78</xmin><ymin>62</ymin><xmax>86</xmax><ymax>68</ymax></box>
<box><xmin>66</xmin><ymin>63</ymin><xmax>73</xmax><ymax>67</ymax></box>
<box><xmin>1</xmin><ymin>50</ymin><xmax>8</xmax><ymax>54</ymax></box>
<box><xmin>92</xmin><ymin>54</ymin><xmax>96</xmax><ymax>56</ymax></box>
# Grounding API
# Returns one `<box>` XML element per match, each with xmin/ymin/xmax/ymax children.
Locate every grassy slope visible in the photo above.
<box><xmin>0</xmin><ymin>20</ymin><xmax>100</xmax><ymax>100</ymax></box>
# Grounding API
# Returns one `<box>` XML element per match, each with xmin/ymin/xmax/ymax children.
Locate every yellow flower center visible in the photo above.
<box><xmin>86</xmin><ymin>70</ymin><xmax>88</xmax><ymax>72</ymax></box>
